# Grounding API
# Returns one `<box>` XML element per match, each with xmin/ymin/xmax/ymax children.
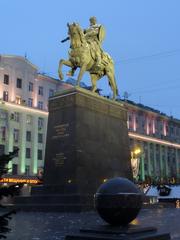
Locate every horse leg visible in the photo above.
<box><xmin>106</xmin><ymin>68</ymin><xmax>118</xmax><ymax>100</ymax></box>
<box><xmin>58</xmin><ymin>59</ymin><xmax>73</xmax><ymax>80</ymax></box>
<box><xmin>77</xmin><ymin>64</ymin><xmax>87</xmax><ymax>85</ymax></box>
<box><xmin>90</xmin><ymin>73</ymin><xmax>100</xmax><ymax>92</ymax></box>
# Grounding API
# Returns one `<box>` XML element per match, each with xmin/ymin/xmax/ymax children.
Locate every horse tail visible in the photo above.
<box><xmin>110</xmin><ymin>75</ymin><xmax>119</xmax><ymax>96</ymax></box>
<box><xmin>114</xmin><ymin>76</ymin><xmax>119</xmax><ymax>96</ymax></box>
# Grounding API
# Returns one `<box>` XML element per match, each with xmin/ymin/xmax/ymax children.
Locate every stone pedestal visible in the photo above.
<box><xmin>43</xmin><ymin>87</ymin><xmax>132</xmax><ymax>194</ymax></box>
<box><xmin>15</xmin><ymin>87</ymin><xmax>133</xmax><ymax>211</ymax></box>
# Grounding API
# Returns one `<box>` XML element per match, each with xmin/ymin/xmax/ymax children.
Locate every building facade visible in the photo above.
<box><xmin>124</xmin><ymin>100</ymin><xmax>180</xmax><ymax>183</ymax></box>
<box><xmin>0</xmin><ymin>55</ymin><xmax>179</xmax><ymax>184</ymax></box>
<box><xmin>0</xmin><ymin>55</ymin><xmax>70</xmax><ymax>182</ymax></box>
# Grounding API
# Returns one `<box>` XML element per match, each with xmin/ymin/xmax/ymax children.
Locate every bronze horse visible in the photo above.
<box><xmin>58</xmin><ymin>23</ymin><xmax>118</xmax><ymax>99</ymax></box>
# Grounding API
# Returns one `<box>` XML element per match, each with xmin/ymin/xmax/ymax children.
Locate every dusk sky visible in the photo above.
<box><xmin>1</xmin><ymin>0</ymin><xmax>180</xmax><ymax>118</ymax></box>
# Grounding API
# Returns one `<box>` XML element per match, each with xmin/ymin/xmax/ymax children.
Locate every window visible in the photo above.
<box><xmin>38</xmin><ymin>86</ymin><xmax>43</xmax><ymax>96</ymax></box>
<box><xmin>15</xmin><ymin>96</ymin><xmax>21</xmax><ymax>105</ymax></box>
<box><xmin>25</xmin><ymin>165</ymin><xmax>30</xmax><ymax>176</ymax></box>
<box><xmin>3</xmin><ymin>91</ymin><xmax>8</xmax><ymax>101</ymax></box>
<box><xmin>38</xmin><ymin>149</ymin><xmax>43</xmax><ymax>160</ymax></box>
<box><xmin>28</xmin><ymin>82</ymin><xmax>33</xmax><ymax>92</ymax></box>
<box><xmin>16</xmin><ymin>78</ymin><xmax>22</xmax><ymax>88</ymax></box>
<box><xmin>26</xmin><ymin>148</ymin><xmax>31</xmax><ymax>158</ymax></box>
<box><xmin>28</xmin><ymin>98</ymin><xmax>33</xmax><ymax>107</ymax></box>
<box><xmin>49</xmin><ymin>89</ymin><xmax>54</xmax><ymax>97</ymax></box>
<box><xmin>1</xmin><ymin>127</ymin><xmax>6</xmax><ymax>141</ymax></box>
<box><xmin>13</xmin><ymin>146</ymin><xmax>19</xmax><ymax>157</ymax></box>
<box><xmin>12</xmin><ymin>164</ymin><xmax>18</xmax><ymax>175</ymax></box>
<box><xmin>0</xmin><ymin>145</ymin><xmax>5</xmax><ymax>156</ymax></box>
<box><xmin>26</xmin><ymin>115</ymin><xmax>32</xmax><ymax>124</ymax></box>
<box><xmin>26</xmin><ymin>131</ymin><xmax>31</xmax><ymax>142</ymax></box>
<box><xmin>10</xmin><ymin>112</ymin><xmax>20</xmax><ymax>122</ymax></box>
<box><xmin>4</xmin><ymin>74</ymin><xmax>9</xmax><ymax>85</ymax></box>
<box><xmin>0</xmin><ymin>110</ymin><xmax>8</xmax><ymax>120</ymax></box>
<box><xmin>38</xmin><ymin>101</ymin><xmax>43</xmax><ymax>110</ymax></box>
<box><xmin>13</xmin><ymin>129</ymin><xmax>19</xmax><ymax>143</ymax></box>
<box><xmin>38</xmin><ymin>133</ymin><xmax>43</xmax><ymax>143</ymax></box>
<box><xmin>14</xmin><ymin>112</ymin><xmax>20</xmax><ymax>122</ymax></box>
<box><xmin>38</xmin><ymin>117</ymin><xmax>44</xmax><ymax>129</ymax></box>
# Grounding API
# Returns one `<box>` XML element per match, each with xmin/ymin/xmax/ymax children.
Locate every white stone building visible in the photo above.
<box><xmin>0</xmin><ymin>55</ymin><xmax>67</xmax><ymax>180</ymax></box>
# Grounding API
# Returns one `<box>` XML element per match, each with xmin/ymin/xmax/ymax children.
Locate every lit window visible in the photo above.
<box><xmin>16</xmin><ymin>78</ymin><xmax>22</xmax><ymax>89</ymax></box>
<box><xmin>4</xmin><ymin>74</ymin><xmax>9</xmax><ymax>85</ymax></box>
<box><xmin>28</xmin><ymin>98</ymin><xmax>33</xmax><ymax>107</ymax></box>
<box><xmin>38</xmin><ymin>86</ymin><xmax>43</xmax><ymax>96</ymax></box>
<box><xmin>38</xmin><ymin>101</ymin><xmax>43</xmax><ymax>110</ymax></box>
<box><xmin>15</xmin><ymin>96</ymin><xmax>22</xmax><ymax>105</ymax></box>
<box><xmin>3</xmin><ymin>91</ymin><xmax>8</xmax><ymax>101</ymax></box>
<box><xmin>28</xmin><ymin>82</ymin><xmax>33</xmax><ymax>92</ymax></box>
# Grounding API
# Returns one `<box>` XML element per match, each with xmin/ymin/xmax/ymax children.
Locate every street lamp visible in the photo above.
<box><xmin>131</xmin><ymin>147</ymin><xmax>141</xmax><ymax>180</ymax></box>
<box><xmin>134</xmin><ymin>148</ymin><xmax>141</xmax><ymax>155</ymax></box>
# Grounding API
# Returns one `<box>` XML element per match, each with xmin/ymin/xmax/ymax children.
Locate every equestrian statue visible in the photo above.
<box><xmin>58</xmin><ymin>17</ymin><xmax>118</xmax><ymax>100</ymax></box>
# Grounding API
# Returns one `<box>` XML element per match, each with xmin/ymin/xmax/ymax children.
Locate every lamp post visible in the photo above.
<box><xmin>131</xmin><ymin>147</ymin><xmax>141</xmax><ymax>181</ymax></box>
<box><xmin>131</xmin><ymin>147</ymin><xmax>145</xmax><ymax>182</ymax></box>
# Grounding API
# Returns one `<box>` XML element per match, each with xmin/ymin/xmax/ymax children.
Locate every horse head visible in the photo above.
<box><xmin>67</xmin><ymin>22</ymin><xmax>85</xmax><ymax>47</ymax></box>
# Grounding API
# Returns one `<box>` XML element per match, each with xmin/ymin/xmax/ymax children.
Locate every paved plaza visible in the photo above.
<box><xmin>4</xmin><ymin>208</ymin><xmax>180</xmax><ymax>240</ymax></box>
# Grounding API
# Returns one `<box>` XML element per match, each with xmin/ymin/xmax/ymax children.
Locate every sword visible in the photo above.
<box><xmin>61</xmin><ymin>37</ymin><xmax>70</xmax><ymax>43</ymax></box>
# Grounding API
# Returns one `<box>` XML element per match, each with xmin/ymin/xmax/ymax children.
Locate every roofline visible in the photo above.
<box><xmin>37</xmin><ymin>73</ymin><xmax>60</xmax><ymax>84</ymax></box>
<box><xmin>0</xmin><ymin>54</ymin><xmax>38</xmax><ymax>70</ymax></box>
<box><xmin>123</xmin><ymin>100</ymin><xmax>180</xmax><ymax>123</ymax></box>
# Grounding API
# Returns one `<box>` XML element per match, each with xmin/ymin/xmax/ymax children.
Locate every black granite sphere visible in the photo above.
<box><xmin>94</xmin><ymin>177</ymin><xmax>143</xmax><ymax>226</ymax></box>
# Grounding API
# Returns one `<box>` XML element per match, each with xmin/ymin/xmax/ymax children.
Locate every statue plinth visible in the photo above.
<box><xmin>15</xmin><ymin>87</ymin><xmax>132</xmax><ymax>211</ymax></box>
<box><xmin>43</xmin><ymin>87</ymin><xmax>132</xmax><ymax>194</ymax></box>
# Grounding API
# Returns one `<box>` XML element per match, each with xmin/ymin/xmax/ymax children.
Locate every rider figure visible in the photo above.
<box><xmin>61</xmin><ymin>16</ymin><xmax>105</xmax><ymax>75</ymax></box>
<box><xmin>84</xmin><ymin>16</ymin><xmax>104</xmax><ymax>69</ymax></box>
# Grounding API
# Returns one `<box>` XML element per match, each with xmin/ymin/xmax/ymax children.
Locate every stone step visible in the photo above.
<box><xmin>65</xmin><ymin>232</ymin><xmax>171</xmax><ymax>240</ymax></box>
<box><xmin>14</xmin><ymin>194</ymin><xmax>94</xmax><ymax>205</ymax></box>
<box><xmin>31</xmin><ymin>184</ymin><xmax>78</xmax><ymax>195</ymax></box>
<box><xmin>13</xmin><ymin>203</ymin><xmax>93</xmax><ymax>212</ymax></box>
